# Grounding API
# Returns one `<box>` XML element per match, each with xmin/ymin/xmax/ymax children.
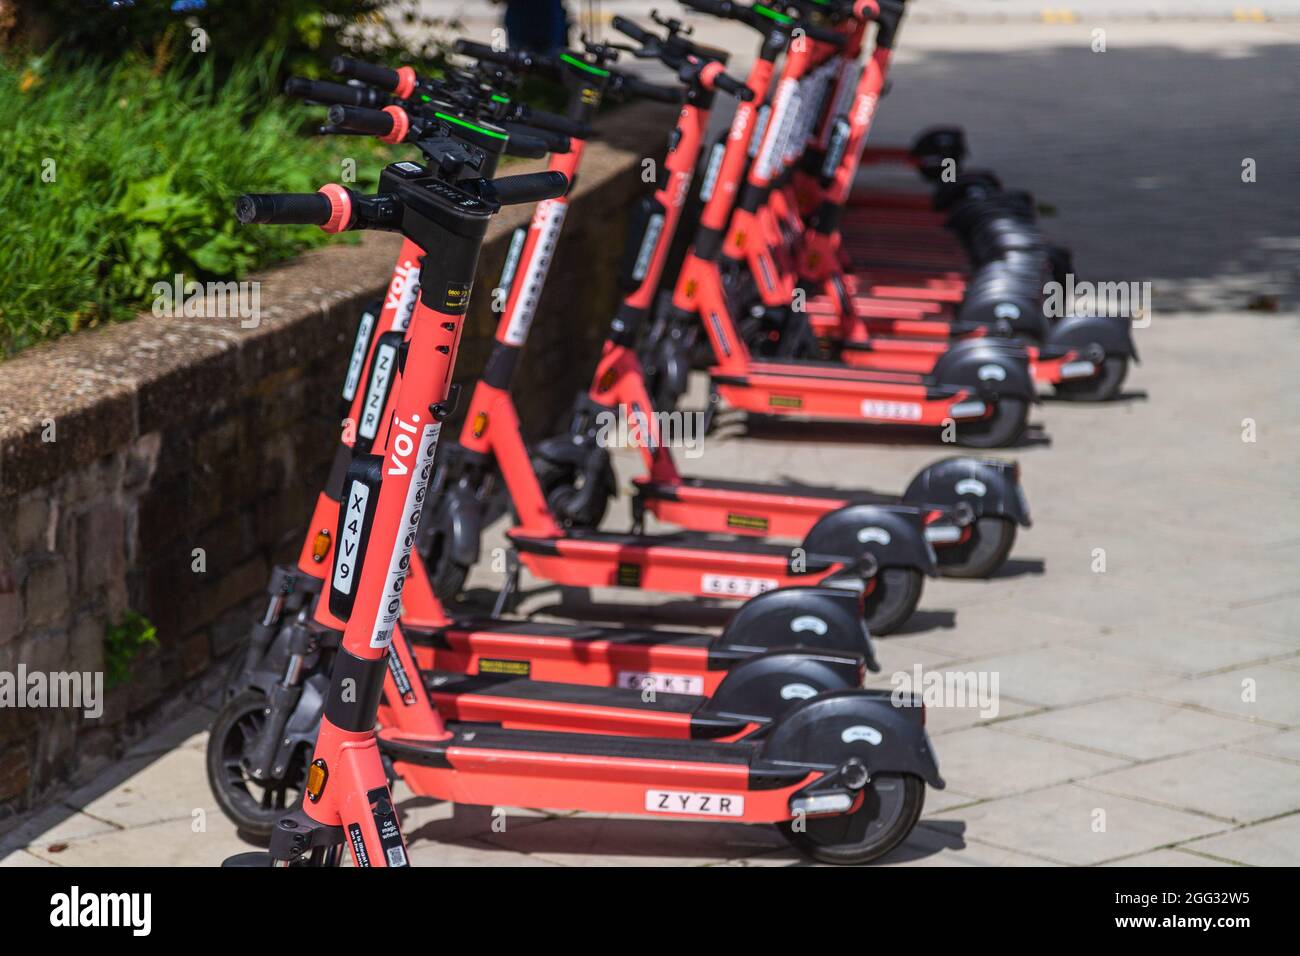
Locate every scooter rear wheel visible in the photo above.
<box><xmin>953</xmin><ymin>397</ymin><xmax>1028</xmax><ymax>448</ymax></box>
<box><xmin>779</xmin><ymin>772</ymin><xmax>924</xmax><ymax>865</ymax></box>
<box><xmin>861</xmin><ymin>567</ymin><xmax>923</xmax><ymax>636</ymax></box>
<box><xmin>936</xmin><ymin>516</ymin><xmax>1017</xmax><ymax>579</ymax></box>
<box><xmin>206</xmin><ymin>690</ymin><xmax>310</xmax><ymax>839</ymax></box>
<box><xmin>1052</xmin><ymin>355</ymin><xmax>1128</xmax><ymax>402</ymax></box>
<box><xmin>423</xmin><ymin>525</ymin><xmax>470</xmax><ymax>601</ymax></box>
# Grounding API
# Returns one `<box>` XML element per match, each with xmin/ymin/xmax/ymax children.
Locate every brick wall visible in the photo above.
<box><xmin>0</xmin><ymin>102</ymin><xmax>673</xmax><ymax>822</ymax></box>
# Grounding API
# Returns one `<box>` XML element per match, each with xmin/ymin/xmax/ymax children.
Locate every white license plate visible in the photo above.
<box><xmin>645</xmin><ymin>789</ymin><xmax>745</xmax><ymax>817</ymax></box>
<box><xmin>617</xmin><ymin>671</ymin><xmax>705</xmax><ymax>696</ymax></box>
<box><xmin>701</xmin><ymin>573</ymin><xmax>779</xmax><ymax>597</ymax></box>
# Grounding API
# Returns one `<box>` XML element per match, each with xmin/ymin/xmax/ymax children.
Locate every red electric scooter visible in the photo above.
<box><xmin>223</xmin><ymin>115</ymin><xmax>943</xmax><ymax>869</ymax></box>
<box><xmin>651</xmin><ymin>0</ymin><xmax>1035</xmax><ymax>447</ymax></box>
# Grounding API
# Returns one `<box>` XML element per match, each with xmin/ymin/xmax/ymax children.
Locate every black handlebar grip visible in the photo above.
<box><xmin>284</xmin><ymin>76</ymin><xmax>385</xmax><ymax>109</ymax></box>
<box><xmin>484</xmin><ymin>171</ymin><xmax>570</xmax><ymax>206</ymax></box>
<box><xmin>327</xmin><ymin>105</ymin><xmax>396</xmax><ymax>137</ymax></box>
<box><xmin>453</xmin><ymin>39</ymin><xmax>517</xmax><ymax>68</ymax></box>
<box><xmin>681</xmin><ymin>0</ymin><xmax>734</xmax><ymax>18</ymax></box>
<box><xmin>331</xmin><ymin>56</ymin><xmax>401</xmax><ymax>93</ymax></box>
<box><xmin>500</xmin><ymin>127</ymin><xmax>554</xmax><ymax>159</ymax></box>
<box><xmin>236</xmin><ymin>193</ymin><xmax>334</xmax><ymax>226</ymax></box>
<box><xmin>618</xmin><ymin>74</ymin><xmax>686</xmax><ymax>104</ymax></box>
<box><xmin>714</xmin><ymin>71</ymin><xmax>755</xmax><ymax>101</ymax></box>
<box><xmin>500</xmin><ymin>122</ymin><xmax>572</xmax><ymax>155</ymax></box>
<box><xmin>518</xmin><ymin>106</ymin><xmax>592</xmax><ymax>139</ymax></box>
<box><xmin>611</xmin><ymin>15</ymin><xmax>654</xmax><ymax>45</ymax></box>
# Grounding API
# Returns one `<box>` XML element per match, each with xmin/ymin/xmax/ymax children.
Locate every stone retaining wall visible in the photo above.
<box><xmin>0</xmin><ymin>102</ymin><xmax>673</xmax><ymax>822</ymax></box>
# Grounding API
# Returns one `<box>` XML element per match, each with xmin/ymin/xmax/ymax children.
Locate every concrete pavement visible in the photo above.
<box><xmin>3</xmin><ymin>305</ymin><xmax>1298</xmax><ymax>867</ymax></box>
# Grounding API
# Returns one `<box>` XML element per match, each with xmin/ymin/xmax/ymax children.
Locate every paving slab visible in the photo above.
<box><xmin>1064</xmin><ymin>619</ymin><xmax>1298</xmax><ymax>678</ymax></box>
<box><xmin>1145</xmin><ymin>662</ymin><xmax>1300</xmax><ymax>726</ymax></box>
<box><xmin>1234</xmin><ymin>728</ymin><xmax>1300</xmax><ymax>764</ymax></box>
<box><xmin>934</xmin><ymin>726</ymin><xmax>1130</xmax><ymax>799</ymax></box>
<box><xmin>944</xmin><ymin>646</ymin><xmax>1176</xmax><ymax>710</ymax></box>
<box><xmin>927</xmin><ymin>784</ymin><xmax>1230</xmax><ymax>866</ymax></box>
<box><xmin>899</xmin><ymin>604</ymin><xmax>1111</xmax><ymax>661</ymax></box>
<box><xmin>997</xmin><ymin>696</ymin><xmax>1264</xmax><ymax>761</ymax></box>
<box><xmin>24</xmin><ymin>815</ymin><xmax>248</xmax><ymax>867</ymax></box>
<box><xmin>1101</xmin><ymin>848</ymin><xmax>1236</xmax><ymax>867</ymax></box>
<box><xmin>1084</xmin><ymin>750</ymin><xmax>1300</xmax><ymax>823</ymax></box>
<box><xmin>1181</xmin><ymin>813</ymin><xmax>1300</xmax><ymax>866</ymax></box>
<box><xmin>67</xmin><ymin>747</ymin><xmax>213</xmax><ymax>830</ymax></box>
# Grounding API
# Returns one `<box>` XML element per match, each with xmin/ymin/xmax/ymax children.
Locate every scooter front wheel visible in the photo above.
<box><xmin>206</xmin><ymin>690</ymin><xmax>311</xmax><ymax>839</ymax></box>
<box><xmin>778</xmin><ymin>772</ymin><xmax>925</xmax><ymax>865</ymax></box>
<box><xmin>861</xmin><ymin>567</ymin><xmax>923</xmax><ymax>636</ymax></box>
<box><xmin>1052</xmin><ymin>355</ymin><xmax>1129</xmax><ymax>402</ymax></box>
<box><xmin>936</xmin><ymin>516</ymin><xmax>1017</xmax><ymax>579</ymax></box>
<box><xmin>953</xmin><ymin>397</ymin><xmax>1028</xmax><ymax>448</ymax></box>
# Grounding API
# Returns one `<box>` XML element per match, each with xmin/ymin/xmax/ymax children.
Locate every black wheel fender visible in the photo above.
<box><xmin>647</xmin><ymin>335</ymin><xmax>692</xmax><ymax>412</ymax></box>
<box><xmin>1046</xmin><ymin>313</ymin><xmax>1138</xmax><ymax>361</ymax></box>
<box><xmin>956</xmin><ymin>286</ymin><xmax>1049</xmax><ymax>340</ymax></box>
<box><xmin>900</xmin><ymin>456</ymin><xmax>1031</xmax><ymax>527</ymax></box>
<box><xmin>802</xmin><ymin>505</ymin><xmax>937</xmax><ymax>576</ymax></box>
<box><xmin>708</xmin><ymin>650</ymin><xmax>864</xmax><ymax>721</ymax></box>
<box><xmin>268</xmin><ymin>671</ymin><xmax>328</xmax><ymax>776</ymax></box>
<box><xmin>716</xmin><ymin>586</ymin><xmax>878</xmax><ymax>671</ymax></box>
<box><xmin>932</xmin><ymin>340</ymin><xmax>1037</xmax><ymax>402</ymax></box>
<box><xmin>759</xmin><ymin>689</ymin><xmax>945</xmax><ymax>790</ymax></box>
<box><xmin>417</xmin><ymin>482</ymin><xmax>483</xmax><ymax>570</ymax></box>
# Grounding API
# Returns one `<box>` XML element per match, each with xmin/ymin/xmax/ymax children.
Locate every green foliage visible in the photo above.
<box><xmin>103</xmin><ymin>610</ymin><xmax>159</xmax><ymax>689</ymax></box>
<box><xmin>0</xmin><ymin>54</ymin><xmax>393</xmax><ymax>355</ymax></box>
<box><xmin>5</xmin><ymin>0</ymin><xmax>454</xmax><ymax>77</ymax></box>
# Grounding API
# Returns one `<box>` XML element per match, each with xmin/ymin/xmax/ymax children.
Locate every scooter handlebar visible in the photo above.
<box><xmin>327</xmin><ymin>104</ymin><xmax>397</xmax><ymax>138</ymax></box>
<box><xmin>611</xmin><ymin>15</ymin><xmax>654</xmax><ymax>45</ymax></box>
<box><xmin>615</xmin><ymin>73</ymin><xmax>686</xmax><ymax>104</ymax></box>
<box><xmin>680</xmin><ymin>0</ymin><xmax>735</xmax><ymax>18</ymax></box>
<box><xmin>236</xmin><ymin>192</ymin><xmax>335</xmax><ymax>226</ymax></box>
<box><xmin>284</xmin><ymin>76</ymin><xmax>388</xmax><ymax>109</ymax></box>
<box><xmin>482</xmin><ymin>171</ymin><xmax>570</xmax><ymax>206</ymax></box>
<box><xmin>453</xmin><ymin>39</ymin><xmax>553</xmax><ymax>76</ymax></box>
<box><xmin>330</xmin><ymin>56</ymin><xmax>403</xmax><ymax>91</ymax></box>
<box><xmin>512</xmin><ymin>104</ymin><xmax>592</xmax><ymax>139</ymax></box>
<box><xmin>500</xmin><ymin>121</ymin><xmax>572</xmax><ymax>155</ymax></box>
<box><xmin>500</xmin><ymin>126</ymin><xmax>555</xmax><ymax>159</ymax></box>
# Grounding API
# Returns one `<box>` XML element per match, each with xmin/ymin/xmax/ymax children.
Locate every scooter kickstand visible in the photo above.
<box><xmin>702</xmin><ymin>386</ymin><xmax>720</xmax><ymax>435</ymax></box>
<box><xmin>491</xmin><ymin>548</ymin><xmax>521</xmax><ymax>617</ymax></box>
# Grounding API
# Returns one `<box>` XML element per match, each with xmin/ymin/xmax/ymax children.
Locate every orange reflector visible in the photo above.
<box><xmin>311</xmin><ymin>529</ymin><xmax>331</xmax><ymax>563</ymax></box>
<box><xmin>472</xmin><ymin>411</ymin><xmax>488</xmax><ymax>438</ymax></box>
<box><xmin>306</xmin><ymin>759</ymin><xmax>328</xmax><ymax>802</ymax></box>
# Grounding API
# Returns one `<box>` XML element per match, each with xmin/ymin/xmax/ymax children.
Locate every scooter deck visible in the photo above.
<box><xmin>379</xmin><ymin>724</ymin><xmax>813</xmax><ymax>796</ymax></box>
<box><xmin>404</xmin><ymin>619</ymin><xmax>726</xmax><ymax>691</ymax></box>
<box><xmin>738</xmin><ymin>356</ymin><xmax>935</xmax><ymax>387</ymax></box>
<box><xmin>634</xmin><ymin>475</ymin><xmax>895</xmax><ymax>507</ymax></box>
<box><xmin>422</xmin><ymin>670</ymin><xmax>758</xmax><ymax>739</ymax></box>
<box><xmin>509</xmin><ymin>528</ymin><xmax>841</xmax><ymax>569</ymax></box>
<box><xmin>507</xmin><ymin>528</ymin><xmax>856</xmax><ymax>601</ymax></box>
